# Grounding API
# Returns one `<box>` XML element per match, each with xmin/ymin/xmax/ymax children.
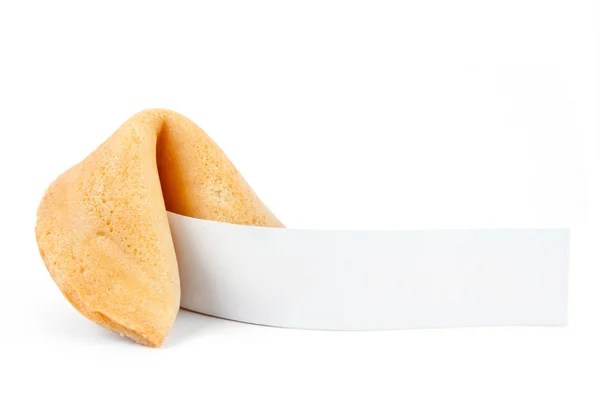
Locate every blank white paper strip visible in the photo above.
<box><xmin>168</xmin><ymin>212</ymin><xmax>569</xmax><ymax>330</ymax></box>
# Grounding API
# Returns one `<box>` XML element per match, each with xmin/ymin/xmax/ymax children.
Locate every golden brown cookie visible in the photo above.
<box><xmin>36</xmin><ymin>109</ymin><xmax>283</xmax><ymax>347</ymax></box>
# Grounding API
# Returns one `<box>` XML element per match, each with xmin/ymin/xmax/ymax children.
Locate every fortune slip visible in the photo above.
<box><xmin>170</xmin><ymin>214</ymin><xmax>568</xmax><ymax>330</ymax></box>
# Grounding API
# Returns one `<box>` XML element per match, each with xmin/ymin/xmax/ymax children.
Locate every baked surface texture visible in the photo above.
<box><xmin>35</xmin><ymin>109</ymin><xmax>283</xmax><ymax>347</ymax></box>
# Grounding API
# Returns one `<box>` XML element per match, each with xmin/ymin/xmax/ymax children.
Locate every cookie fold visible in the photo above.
<box><xmin>35</xmin><ymin>109</ymin><xmax>283</xmax><ymax>347</ymax></box>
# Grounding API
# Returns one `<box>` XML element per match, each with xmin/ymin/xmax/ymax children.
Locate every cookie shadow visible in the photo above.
<box><xmin>163</xmin><ymin>308</ymin><xmax>240</xmax><ymax>347</ymax></box>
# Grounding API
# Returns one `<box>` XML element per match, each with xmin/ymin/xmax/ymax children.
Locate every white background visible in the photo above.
<box><xmin>0</xmin><ymin>0</ymin><xmax>598</xmax><ymax>399</ymax></box>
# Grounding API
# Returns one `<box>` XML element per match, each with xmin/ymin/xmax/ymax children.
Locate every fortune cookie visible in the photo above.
<box><xmin>36</xmin><ymin>109</ymin><xmax>283</xmax><ymax>347</ymax></box>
